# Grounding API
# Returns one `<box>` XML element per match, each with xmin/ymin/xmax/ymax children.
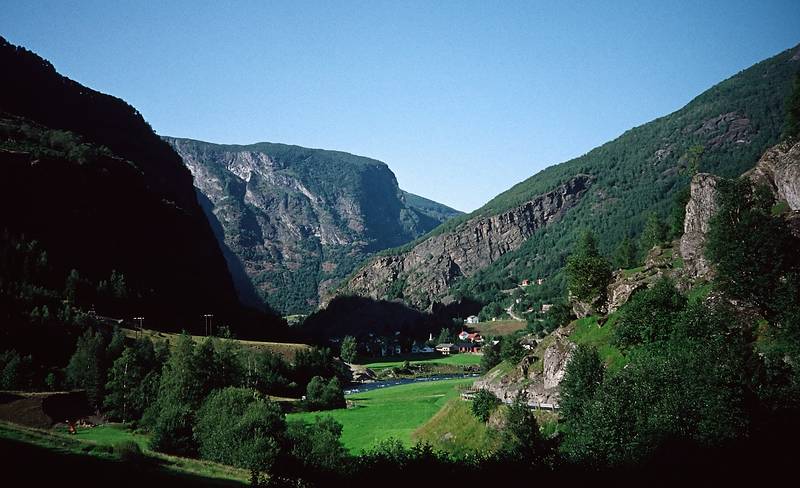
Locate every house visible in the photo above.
<box><xmin>541</xmin><ymin>303</ymin><xmax>553</xmax><ymax>313</ymax></box>
<box><xmin>536</xmin><ymin>278</ymin><xmax>545</xmax><ymax>285</ymax></box>
<box><xmin>465</xmin><ymin>315</ymin><xmax>480</xmax><ymax>325</ymax></box>
<box><xmin>467</xmin><ymin>333</ymin><xmax>484</xmax><ymax>343</ymax></box>
<box><xmin>521</xmin><ymin>279</ymin><xmax>531</xmax><ymax>286</ymax></box>
<box><xmin>436</xmin><ymin>343</ymin><xmax>457</xmax><ymax>355</ymax></box>
<box><xmin>412</xmin><ymin>341</ymin><xmax>435</xmax><ymax>354</ymax></box>
<box><xmin>458</xmin><ymin>330</ymin><xmax>470</xmax><ymax>341</ymax></box>
<box><xmin>457</xmin><ymin>341</ymin><xmax>481</xmax><ymax>353</ymax></box>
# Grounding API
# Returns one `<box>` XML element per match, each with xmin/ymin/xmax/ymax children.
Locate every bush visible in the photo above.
<box><xmin>305</xmin><ymin>376</ymin><xmax>346</xmax><ymax>411</ymax></box>
<box><xmin>114</xmin><ymin>440</ymin><xmax>144</xmax><ymax>463</ymax></box>
<box><xmin>471</xmin><ymin>389</ymin><xmax>501</xmax><ymax>422</ymax></box>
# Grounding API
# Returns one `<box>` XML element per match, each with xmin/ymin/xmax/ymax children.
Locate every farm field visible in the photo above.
<box><xmin>287</xmin><ymin>378</ymin><xmax>474</xmax><ymax>453</ymax></box>
<box><xmin>360</xmin><ymin>353</ymin><xmax>482</xmax><ymax>371</ymax></box>
<box><xmin>121</xmin><ymin>328</ymin><xmax>311</xmax><ymax>360</ymax></box>
<box><xmin>470</xmin><ymin>319</ymin><xmax>527</xmax><ymax>337</ymax></box>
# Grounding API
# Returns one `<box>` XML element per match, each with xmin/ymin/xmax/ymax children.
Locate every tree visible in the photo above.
<box><xmin>565</xmin><ymin>231</ymin><xmax>612</xmax><ymax>303</ymax></box>
<box><xmin>499</xmin><ymin>392</ymin><xmax>544</xmax><ymax>462</ymax></box>
<box><xmin>559</xmin><ymin>344</ymin><xmax>605</xmax><ymax>425</ymax></box>
<box><xmin>480</xmin><ymin>340</ymin><xmax>501</xmax><ymax>372</ymax></box>
<box><xmin>64</xmin><ymin>269</ymin><xmax>81</xmax><ymax>303</ymax></box>
<box><xmin>436</xmin><ymin>328</ymin><xmax>452</xmax><ymax>345</ymax></box>
<box><xmin>286</xmin><ymin>416</ymin><xmax>348</xmax><ymax>479</ymax></box>
<box><xmin>305</xmin><ymin>376</ymin><xmax>345</xmax><ymax>411</ymax></box>
<box><xmin>639</xmin><ymin>213</ymin><xmax>667</xmax><ymax>253</ymax></box>
<box><xmin>668</xmin><ymin>186</ymin><xmax>691</xmax><ymax>239</ymax></box>
<box><xmin>194</xmin><ymin>387</ymin><xmax>285</xmax><ymax>471</ymax></box>
<box><xmin>500</xmin><ymin>334</ymin><xmax>525</xmax><ymax>363</ymax></box>
<box><xmin>0</xmin><ymin>350</ymin><xmax>34</xmax><ymax>390</ymax></box>
<box><xmin>705</xmin><ymin>179</ymin><xmax>796</xmax><ymax>317</ymax></box>
<box><xmin>615</xmin><ymin>236</ymin><xmax>639</xmax><ymax>269</ymax></box>
<box><xmin>105</xmin><ymin>339</ymin><xmax>159</xmax><ymax>423</ymax></box>
<box><xmin>613</xmin><ymin>278</ymin><xmax>686</xmax><ymax>348</ymax></box>
<box><xmin>686</xmin><ymin>144</ymin><xmax>704</xmax><ymax>176</ymax></box>
<box><xmin>471</xmin><ymin>389</ymin><xmax>501</xmax><ymax>422</ymax></box>
<box><xmin>340</xmin><ymin>336</ymin><xmax>357</xmax><ymax>363</ymax></box>
<box><xmin>783</xmin><ymin>72</ymin><xmax>800</xmax><ymax>141</ymax></box>
<box><xmin>65</xmin><ymin>329</ymin><xmax>106</xmax><ymax>409</ymax></box>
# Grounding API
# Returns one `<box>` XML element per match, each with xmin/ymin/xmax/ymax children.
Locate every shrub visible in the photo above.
<box><xmin>471</xmin><ymin>389</ymin><xmax>501</xmax><ymax>422</ymax></box>
<box><xmin>114</xmin><ymin>441</ymin><xmax>143</xmax><ymax>463</ymax></box>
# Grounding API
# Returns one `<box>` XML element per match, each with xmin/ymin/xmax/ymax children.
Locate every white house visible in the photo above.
<box><xmin>465</xmin><ymin>315</ymin><xmax>479</xmax><ymax>324</ymax></box>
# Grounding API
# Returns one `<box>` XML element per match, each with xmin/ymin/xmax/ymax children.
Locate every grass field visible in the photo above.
<box><xmin>287</xmin><ymin>378</ymin><xmax>474</xmax><ymax>453</ymax></box>
<box><xmin>471</xmin><ymin>319</ymin><xmax>527</xmax><ymax>337</ymax></box>
<box><xmin>360</xmin><ymin>353</ymin><xmax>482</xmax><ymax>371</ymax></box>
<box><xmin>122</xmin><ymin>328</ymin><xmax>311</xmax><ymax>360</ymax></box>
<box><xmin>0</xmin><ymin>420</ymin><xmax>247</xmax><ymax>485</ymax></box>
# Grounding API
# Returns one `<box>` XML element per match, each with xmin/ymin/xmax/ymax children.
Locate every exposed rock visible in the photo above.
<box><xmin>165</xmin><ymin>137</ymin><xmax>461</xmax><ymax>313</ymax></box>
<box><xmin>693</xmin><ymin>112</ymin><xmax>753</xmax><ymax>148</ymax></box>
<box><xmin>473</xmin><ymin>328</ymin><xmax>575</xmax><ymax>407</ymax></box>
<box><xmin>607</xmin><ymin>244</ymin><xmax>686</xmax><ymax>314</ymax></box>
<box><xmin>336</xmin><ymin>175</ymin><xmax>593</xmax><ymax>310</ymax></box>
<box><xmin>680</xmin><ymin>173</ymin><xmax>721</xmax><ymax>280</ymax></box>
<box><xmin>745</xmin><ymin>140</ymin><xmax>800</xmax><ymax>212</ymax></box>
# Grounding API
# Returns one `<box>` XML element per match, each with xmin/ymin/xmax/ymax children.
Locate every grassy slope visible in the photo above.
<box><xmin>471</xmin><ymin>319</ymin><xmax>527</xmax><ymax>337</ymax></box>
<box><xmin>568</xmin><ymin>315</ymin><xmax>627</xmax><ymax>373</ymax></box>
<box><xmin>360</xmin><ymin>353</ymin><xmax>482</xmax><ymax>371</ymax></box>
<box><xmin>122</xmin><ymin>328</ymin><xmax>311</xmax><ymax>361</ymax></box>
<box><xmin>412</xmin><ymin>398</ymin><xmax>498</xmax><ymax>456</ymax></box>
<box><xmin>287</xmin><ymin>378</ymin><xmax>474</xmax><ymax>453</ymax></box>
<box><xmin>0</xmin><ymin>421</ymin><xmax>247</xmax><ymax>486</ymax></box>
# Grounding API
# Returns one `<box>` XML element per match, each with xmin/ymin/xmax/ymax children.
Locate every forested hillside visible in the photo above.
<box><xmin>338</xmin><ymin>43</ymin><xmax>800</xmax><ymax>317</ymax></box>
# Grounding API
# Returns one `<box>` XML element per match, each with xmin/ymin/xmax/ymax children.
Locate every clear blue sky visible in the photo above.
<box><xmin>2</xmin><ymin>1</ymin><xmax>799</xmax><ymax>211</ymax></box>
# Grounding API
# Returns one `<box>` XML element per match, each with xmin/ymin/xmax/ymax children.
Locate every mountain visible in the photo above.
<box><xmin>335</xmin><ymin>43</ymin><xmax>800</xmax><ymax>313</ymax></box>
<box><xmin>0</xmin><ymin>36</ymin><xmax>281</xmax><ymax>337</ymax></box>
<box><xmin>164</xmin><ymin>137</ymin><xmax>462</xmax><ymax>314</ymax></box>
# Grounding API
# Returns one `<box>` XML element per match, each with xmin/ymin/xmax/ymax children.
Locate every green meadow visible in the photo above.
<box><xmin>360</xmin><ymin>353</ymin><xmax>482</xmax><ymax>371</ymax></box>
<box><xmin>287</xmin><ymin>378</ymin><xmax>474</xmax><ymax>453</ymax></box>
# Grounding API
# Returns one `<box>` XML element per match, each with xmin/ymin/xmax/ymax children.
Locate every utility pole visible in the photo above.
<box><xmin>203</xmin><ymin>314</ymin><xmax>214</xmax><ymax>336</ymax></box>
<box><xmin>134</xmin><ymin>316</ymin><xmax>144</xmax><ymax>338</ymax></box>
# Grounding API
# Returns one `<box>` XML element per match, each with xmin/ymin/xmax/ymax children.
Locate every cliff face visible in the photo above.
<box><xmin>338</xmin><ymin>175</ymin><xmax>592</xmax><ymax>310</ymax></box>
<box><xmin>681</xmin><ymin>140</ymin><xmax>800</xmax><ymax>280</ymax></box>
<box><xmin>165</xmin><ymin>137</ymin><xmax>461</xmax><ymax>314</ymax></box>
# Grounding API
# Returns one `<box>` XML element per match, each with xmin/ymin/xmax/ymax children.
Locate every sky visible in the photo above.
<box><xmin>2</xmin><ymin>1</ymin><xmax>799</xmax><ymax>211</ymax></box>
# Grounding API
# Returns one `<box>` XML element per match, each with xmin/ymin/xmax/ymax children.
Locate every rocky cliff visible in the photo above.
<box><xmin>337</xmin><ymin>175</ymin><xmax>593</xmax><ymax>310</ymax></box>
<box><xmin>474</xmin><ymin>327</ymin><xmax>576</xmax><ymax>406</ymax></box>
<box><xmin>165</xmin><ymin>137</ymin><xmax>461</xmax><ymax>314</ymax></box>
<box><xmin>680</xmin><ymin>139</ymin><xmax>800</xmax><ymax>280</ymax></box>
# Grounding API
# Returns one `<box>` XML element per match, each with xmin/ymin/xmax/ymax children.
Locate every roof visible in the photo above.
<box><xmin>435</xmin><ymin>343</ymin><xmax>455</xmax><ymax>348</ymax></box>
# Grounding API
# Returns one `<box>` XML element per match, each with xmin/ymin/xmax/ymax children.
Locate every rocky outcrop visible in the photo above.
<box><xmin>165</xmin><ymin>137</ymin><xmax>461</xmax><ymax>314</ymax></box>
<box><xmin>680</xmin><ymin>140</ymin><xmax>800</xmax><ymax>281</ymax></box>
<box><xmin>746</xmin><ymin>140</ymin><xmax>800</xmax><ymax>211</ymax></box>
<box><xmin>606</xmin><ymin>245</ymin><xmax>687</xmax><ymax>314</ymax></box>
<box><xmin>680</xmin><ymin>173</ymin><xmax>722</xmax><ymax>280</ymax></box>
<box><xmin>337</xmin><ymin>175</ymin><xmax>593</xmax><ymax>310</ymax></box>
<box><xmin>474</xmin><ymin>328</ymin><xmax>575</xmax><ymax>407</ymax></box>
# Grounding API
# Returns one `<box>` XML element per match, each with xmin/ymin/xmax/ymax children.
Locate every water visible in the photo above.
<box><xmin>344</xmin><ymin>373</ymin><xmax>480</xmax><ymax>395</ymax></box>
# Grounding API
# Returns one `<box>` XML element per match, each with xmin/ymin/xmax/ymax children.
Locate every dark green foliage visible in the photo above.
<box><xmin>340</xmin><ymin>336</ymin><xmax>357</xmax><ymax>363</ymax></box>
<box><xmin>480</xmin><ymin>340</ymin><xmax>501</xmax><ymax>372</ymax></box>
<box><xmin>668</xmin><ymin>186</ymin><xmax>691</xmax><ymax>239</ymax></box>
<box><xmin>0</xmin><ymin>350</ymin><xmax>34</xmax><ymax>390</ymax></box>
<box><xmin>783</xmin><ymin>72</ymin><xmax>800</xmax><ymax>140</ymax></box>
<box><xmin>565</xmin><ymin>231</ymin><xmax>612</xmax><ymax>302</ymax></box>
<box><xmin>706</xmin><ymin>178</ymin><xmax>797</xmax><ymax>316</ymax></box>
<box><xmin>65</xmin><ymin>329</ymin><xmax>106</xmax><ymax>409</ymax></box>
<box><xmin>639</xmin><ymin>213</ymin><xmax>668</xmax><ymax>254</ymax></box>
<box><xmin>194</xmin><ymin>387</ymin><xmax>285</xmax><ymax>471</ymax></box>
<box><xmin>305</xmin><ymin>376</ymin><xmax>346</xmax><ymax>411</ymax></box>
<box><xmin>104</xmin><ymin>338</ymin><xmax>163</xmax><ymax>423</ymax></box>
<box><xmin>242</xmin><ymin>350</ymin><xmax>292</xmax><ymax>397</ymax></box>
<box><xmin>498</xmin><ymin>392</ymin><xmax>546</xmax><ymax>463</ymax></box>
<box><xmin>470</xmin><ymin>389</ymin><xmax>501</xmax><ymax>422</ymax></box>
<box><xmin>559</xmin><ymin>344</ymin><xmax>605</xmax><ymax>426</ymax></box>
<box><xmin>614</xmin><ymin>236</ymin><xmax>639</xmax><ymax>269</ymax></box>
<box><xmin>614</xmin><ymin>278</ymin><xmax>687</xmax><ymax>348</ymax></box>
<box><xmin>500</xmin><ymin>334</ymin><xmax>526</xmax><ymax>364</ymax></box>
<box><xmin>286</xmin><ymin>417</ymin><xmax>349</xmax><ymax>477</ymax></box>
<box><xmin>149</xmin><ymin>404</ymin><xmax>197</xmax><ymax>457</ymax></box>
